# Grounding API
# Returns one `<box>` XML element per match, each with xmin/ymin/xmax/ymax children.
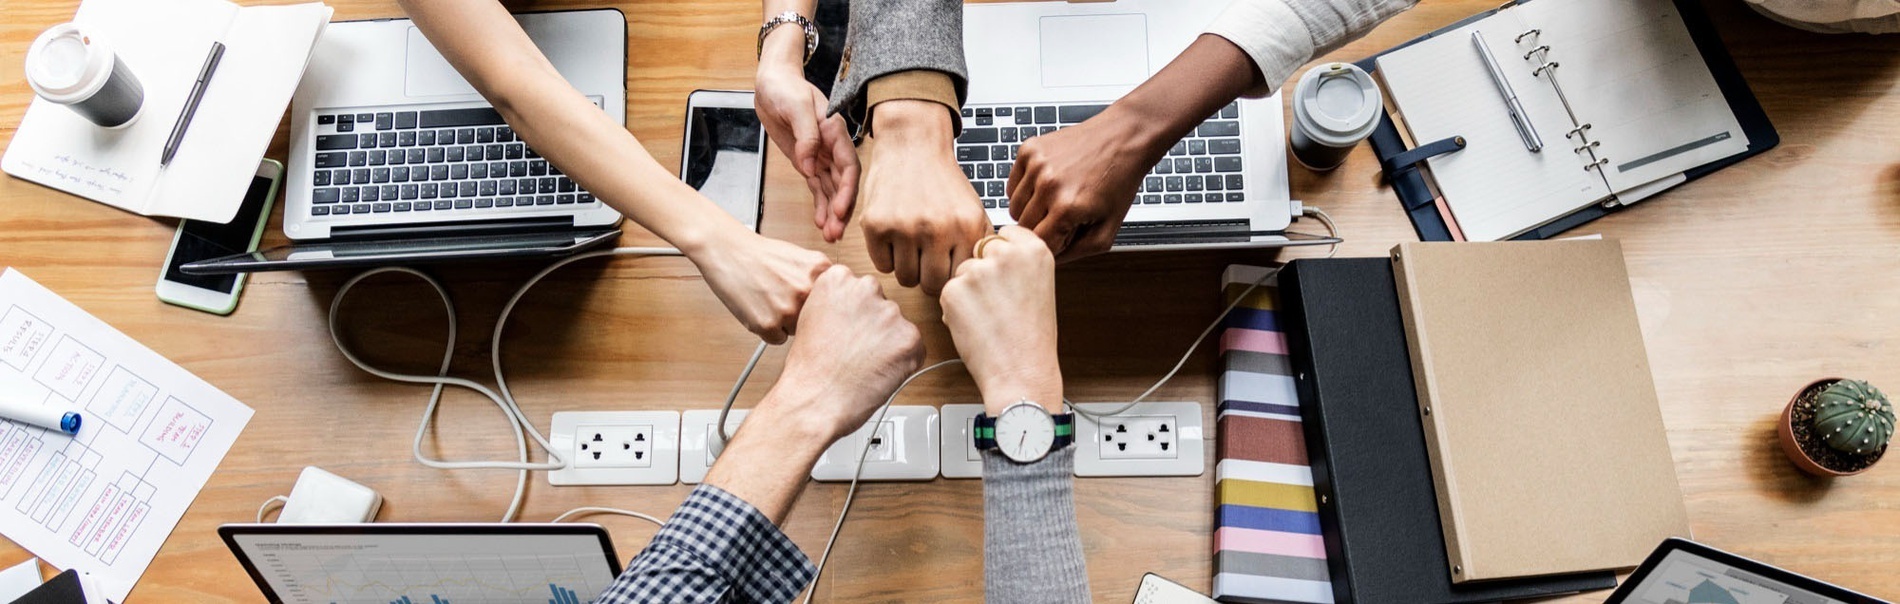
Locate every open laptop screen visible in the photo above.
<box><xmin>1608</xmin><ymin>539</ymin><xmax>1883</xmax><ymax>604</ymax></box>
<box><xmin>221</xmin><ymin>523</ymin><xmax>622</xmax><ymax>604</ymax></box>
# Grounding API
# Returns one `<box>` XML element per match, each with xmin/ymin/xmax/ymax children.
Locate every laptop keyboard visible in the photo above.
<box><xmin>306</xmin><ymin>107</ymin><xmax>599</xmax><ymax>217</ymax></box>
<box><xmin>955</xmin><ymin>101</ymin><xmax>1245</xmax><ymax>210</ymax></box>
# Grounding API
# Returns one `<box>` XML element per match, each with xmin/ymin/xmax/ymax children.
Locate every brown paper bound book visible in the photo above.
<box><xmin>1390</xmin><ymin>240</ymin><xmax>1690</xmax><ymax>583</ymax></box>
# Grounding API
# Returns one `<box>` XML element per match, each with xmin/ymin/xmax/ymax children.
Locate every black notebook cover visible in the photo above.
<box><xmin>1277</xmin><ymin>258</ymin><xmax>1619</xmax><ymax>604</ymax></box>
<box><xmin>9</xmin><ymin>569</ymin><xmax>87</xmax><ymax>604</ymax></box>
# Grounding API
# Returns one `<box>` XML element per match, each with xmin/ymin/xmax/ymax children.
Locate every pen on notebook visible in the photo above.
<box><xmin>1471</xmin><ymin>32</ymin><xmax>1542</xmax><ymax>153</ymax></box>
<box><xmin>0</xmin><ymin>394</ymin><xmax>82</xmax><ymax>435</ymax></box>
<box><xmin>159</xmin><ymin>41</ymin><xmax>225</xmax><ymax>168</ymax></box>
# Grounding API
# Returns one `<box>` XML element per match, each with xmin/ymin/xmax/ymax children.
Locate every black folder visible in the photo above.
<box><xmin>1358</xmin><ymin>0</ymin><xmax>1778</xmax><ymax>242</ymax></box>
<box><xmin>1277</xmin><ymin>258</ymin><xmax>1619</xmax><ymax>603</ymax></box>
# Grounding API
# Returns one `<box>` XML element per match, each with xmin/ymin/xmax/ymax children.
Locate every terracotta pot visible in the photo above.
<box><xmin>1778</xmin><ymin>377</ymin><xmax>1875</xmax><ymax>477</ymax></box>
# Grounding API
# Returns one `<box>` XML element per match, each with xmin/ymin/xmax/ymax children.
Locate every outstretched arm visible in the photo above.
<box><xmin>941</xmin><ymin>226</ymin><xmax>1090</xmax><ymax>603</ymax></box>
<box><xmin>1009</xmin><ymin>0</ymin><xmax>1420</xmax><ymax>259</ymax></box>
<box><xmin>400</xmin><ymin>0</ymin><xmax>830</xmax><ymax>344</ymax></box>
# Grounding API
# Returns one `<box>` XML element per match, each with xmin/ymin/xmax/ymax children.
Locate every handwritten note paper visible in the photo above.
<box><xmin>0</xmin><ymin>269</ymin><xmax>253</xmax><ymax>602</ymax></box>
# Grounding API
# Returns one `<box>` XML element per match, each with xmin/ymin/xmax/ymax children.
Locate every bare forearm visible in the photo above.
<box><xmin>1111</xmin><ymin>34</ymin><xmax>1262</xmax><ymax>158</ymax></box>
<box><xmin>703</xmin><ymin>387</ymin><xmax>834</xmax><ymax>524</ymax></box>
<box><xmin>399</xmin><ymin>0</ymin><xmax>744</xmax><ymax>252</ymax></box>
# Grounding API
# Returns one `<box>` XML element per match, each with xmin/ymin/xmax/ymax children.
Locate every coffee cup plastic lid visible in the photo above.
<box><xmin>1293</xmin><ymin>62</ymin><xmax>1383</xmax><ymax>145</ymax></box>
<box><xmin>26</xmin><ymin>23</ymin><xmax>115</xmax><ymax>104</ymax></box>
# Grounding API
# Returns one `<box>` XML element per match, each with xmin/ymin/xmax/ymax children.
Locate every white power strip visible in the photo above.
<box><xmin>547</xmin><ymin>411</ymin><xmax>681</xmax><ymax>486</ymax></box>
<box><xmin>938</xmin><ymin>404</ymin><xmax>986</xmax><ymax>479</ymax></box>
<box><xmin>678</xmin><ymin>409</ymin><xmax>750</xmax><ymax>485</ymax></box>
<box><xmin>810</xmin><ymin>406</ymin><xmax>940</xmax><ymax>481</ymax></box>
<box><xmin>1072</xmin><ymin>402</ymin><xmax>1206</xmax><ymax>478</ymax></box>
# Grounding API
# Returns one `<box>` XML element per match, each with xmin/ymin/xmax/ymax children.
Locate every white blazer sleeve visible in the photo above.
<box><xmin>1205</xmin><ymin>0</ymin><xmax>1419</xmax><ymax>97</ymax></box>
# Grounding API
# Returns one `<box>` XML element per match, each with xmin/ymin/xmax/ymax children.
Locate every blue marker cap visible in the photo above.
<box><xmin>58</xmin><ymin>412</ymin><xmax>80</xmax><ymax>435</ymax></box>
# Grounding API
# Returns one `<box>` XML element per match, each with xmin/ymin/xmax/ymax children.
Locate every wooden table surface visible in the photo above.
<box><xmin>2</xmin><ymin>0</ymin><xmax>1898</xmax><ymax>601</ymax></box>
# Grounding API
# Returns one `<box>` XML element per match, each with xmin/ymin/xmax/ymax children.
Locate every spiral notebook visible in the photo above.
<box><xmin>1375</xmin><ymin>0</ymin><xmax>1759</xmax><ymax>242</ymax></box>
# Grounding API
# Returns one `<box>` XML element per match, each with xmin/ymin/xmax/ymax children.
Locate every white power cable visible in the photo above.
<box><xmin>551</xmin><ymin>506</ymin><xmax>666</xmax><ymax>527</ymax></box>
<box><xmin>1068</xmin><ymin>205</ymin><xmax>1339</xmax><ymax>419</ymax></box>
<box><xmin>801</xmin><ymin>358</ymin><xmax>965</xmax><ymax>604</ymax></box>
<box><xmin>327</xmin><ymin>247</ymin><xmax>685</xmax><ymax>522</ymax></box>
<box><xmin>256</xmin><ymin>495</ymin><xmax>289</xmax><ymax>523</ymax></box>
<box><xmin>711</xmin><ymin>341</ymin><xmax>773</xmax><ymax>456</ymax></box>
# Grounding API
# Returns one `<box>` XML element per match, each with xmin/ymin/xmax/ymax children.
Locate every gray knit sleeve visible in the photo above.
<box><xmin>826</xmin><ymin>0</ymin><xmax>969</xmax><ymax>131</ymax></box>
<box><xmin>982</xmin><ymin>447</ymin><xmax>1091</xmax><ymax>603</ymax></box>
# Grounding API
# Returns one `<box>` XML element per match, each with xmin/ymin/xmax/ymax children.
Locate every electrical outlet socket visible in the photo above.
<box><xmin>1071</xmin><ymin>402</ymin><xmax>1205</xmax><ymax>477</ymax></box>
<box><xmin>1099</xmin><ymin>415</ymin><xmax>1179</xmax><ymax>460</ymax></box>
<box><xmin>679</xmin><ymin>409</ymin><xmax>750</xmax><ymax>485</ymax></box>
<box><xmin>938</xmin><ymin>404</ymin><xmax>986</xmax><ymax>479</ymax></box>
<box><xmin>810</xmin><ymin>406</ymin><xmax>939</xmax><ymax>482</ymax></box>
<box><xmin>548</xmin><ymin>411</ymin><xmax>680</xmax><ymax>486</ymax></box>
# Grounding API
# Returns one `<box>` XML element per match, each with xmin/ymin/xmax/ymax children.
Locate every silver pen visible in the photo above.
<box><xmin>160</xmin><ymin>42</ymin><xmax>225</xmax><ymax>168</ymax></box>
<box><xmin>1471</xmin><ymin>32</ymin><xmax>1542</xmax><ymax>153</ymax></box>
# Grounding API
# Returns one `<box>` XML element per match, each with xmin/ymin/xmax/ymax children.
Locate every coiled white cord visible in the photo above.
<box><xmin>327</xmin><ymin>247</ymin><xmax>683</xmax><ymax>522</ymax></box>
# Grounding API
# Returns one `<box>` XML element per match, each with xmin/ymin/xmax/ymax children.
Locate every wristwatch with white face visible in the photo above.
<box><xmin>974</xmin><ymin>400</ymin><xmax>1075</xmax><ymax>463</ymax></box>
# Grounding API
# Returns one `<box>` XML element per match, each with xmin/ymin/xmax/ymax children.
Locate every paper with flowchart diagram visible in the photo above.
<box><xmin>0</xmin><ymin>268</ymin><xmax>252</xmax><ymax>602</ymax></box>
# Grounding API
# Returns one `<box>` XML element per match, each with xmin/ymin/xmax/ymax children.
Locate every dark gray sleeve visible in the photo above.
<box><xmin>982</xmin><ymin>448</ymin><xmax>1091</xmax><ymax>603</ymax></box>
<box><xmin>825</xmin><ymin>0</ymin><xmax>969</xmax><ymax>131</ymax></box>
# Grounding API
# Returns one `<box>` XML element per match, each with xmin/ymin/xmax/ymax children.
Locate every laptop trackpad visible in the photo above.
<box><xmin>1039</xmin><ymin>14</ymin><xmax>1148</xmax><ymax>89</ymax></box>
<box><xmin>405</xmin><ymin>26</ymin><xmax>479</xmax><ymax>97</ymax></box>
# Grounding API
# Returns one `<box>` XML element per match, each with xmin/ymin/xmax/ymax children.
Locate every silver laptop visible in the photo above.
<box><xmin>220</xmin><ymin>523</ymin><xmax>622</xmax><ymax>604</ymax></box>
<box><xmin>222</xmin><ymin>10</ymin><xmax>627</xmax><ymax>273</ymax></box>
<box><xmin>962</xmin><ymin>0</ymin><xmax>1320</xmax><ymax>250</ymax></box>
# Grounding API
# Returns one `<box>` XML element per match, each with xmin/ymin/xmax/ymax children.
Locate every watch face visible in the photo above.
<box><xmin>995</xmin><ymin>404</ymin><xmax>1056</xmax><ymax>462</ymax></box>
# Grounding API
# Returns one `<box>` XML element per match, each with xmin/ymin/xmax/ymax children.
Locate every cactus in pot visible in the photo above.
<box><xmin>1812</xmin><ymin>380</ymin><xmax>1894</xmax><ymax>456</ymax></box>
<box><xmin>1779</xmin><ymin>378</ymin><xmax>1893</xmax><ymax>476</ymax></box>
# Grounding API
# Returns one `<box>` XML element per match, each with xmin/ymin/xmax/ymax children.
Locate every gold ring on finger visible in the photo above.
<box><xmin>973</xmin><ymin>234</ymin><xmax>1006</xmax><ymax>259</ymax></box>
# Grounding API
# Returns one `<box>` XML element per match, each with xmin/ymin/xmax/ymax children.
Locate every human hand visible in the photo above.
<box><xmin>859</xmin><ymin>100</ymin><xmax>993</xmax><ymax>295</ymax></box>
<box><xmin>757</xmin><ymin>30</ymin><xmax>858</xmax><ymax>242</ymax></box>
<box><xmin>766</xmin><ymin>265</ymin><xmax>927</xmax><ymax>441</ymax></box>
<box><xmin>687</xmin><ymin>227</ymin><xmax>831</xmax><ymax>344</ymax></box>
<box><xmin>1007</xmin><ymin>106</ymin><xmax>1162</xmax><ymax>261</ymax></box>
<box><xmin>940</xmin><ymin>226</ymin><xmax>1063</xmax><ymax>415</ymax></box>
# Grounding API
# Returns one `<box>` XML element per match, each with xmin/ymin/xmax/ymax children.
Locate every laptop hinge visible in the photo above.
<box><xmin>1113</xmin><ymin>219</ymin><xmax>1255</xmax><ymax>245</ymax></box>
<box><xmin>326</xmin><ymin>216</ymin><xmax>579</xmax><ymax>241</ymax></box>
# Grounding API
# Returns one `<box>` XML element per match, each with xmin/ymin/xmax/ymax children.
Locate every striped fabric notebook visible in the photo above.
<box><xmin>1211</xmin><ymin>265</ymin><xmax>1333</xmax><ymax>604</ymax></box>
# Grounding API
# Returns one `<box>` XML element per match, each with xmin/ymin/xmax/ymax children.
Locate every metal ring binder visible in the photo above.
<box><xmin>1514</xmin><ymin>29</ymin><xmax>1540</xmax><ymax>43</ymax></box>
<box><xmin>1514</xmin><ymin>36</ymin><xmax>1613</xmax><ymax>188</ymax></box>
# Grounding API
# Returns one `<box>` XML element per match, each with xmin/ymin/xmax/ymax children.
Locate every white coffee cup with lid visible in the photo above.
<box><xmin>25</xmin><ymin>23</ymin><xmax>145</xmax><ymax>129</ymax></box>
<box><xmin>1289</xmin><ymin>62</ymin><xmax>1382</xmax><ymax>171</ymax></box>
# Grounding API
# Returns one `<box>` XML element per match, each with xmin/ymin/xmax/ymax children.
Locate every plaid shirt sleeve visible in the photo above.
<box><xmin>590</xmin><ymin>485</ymin><xmax>816</xmax><ymax>604</ymax></box>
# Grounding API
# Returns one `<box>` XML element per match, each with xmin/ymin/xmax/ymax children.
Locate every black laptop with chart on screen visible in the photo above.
<box><xmin>220</xmin><ymin>523</ymin><xmax>623</xmax><ymax>604</ymax></box>
<box><xmin>1606</xmin><ymin>539</ymin><xmax>1888</xmax><ymax>604</ymax></box>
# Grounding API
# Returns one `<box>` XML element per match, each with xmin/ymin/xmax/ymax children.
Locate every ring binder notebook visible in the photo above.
<box><xmin>1359</xmin><ymin>0</ymin><xmax>1777</xmax><ymax>242</ymax></box>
